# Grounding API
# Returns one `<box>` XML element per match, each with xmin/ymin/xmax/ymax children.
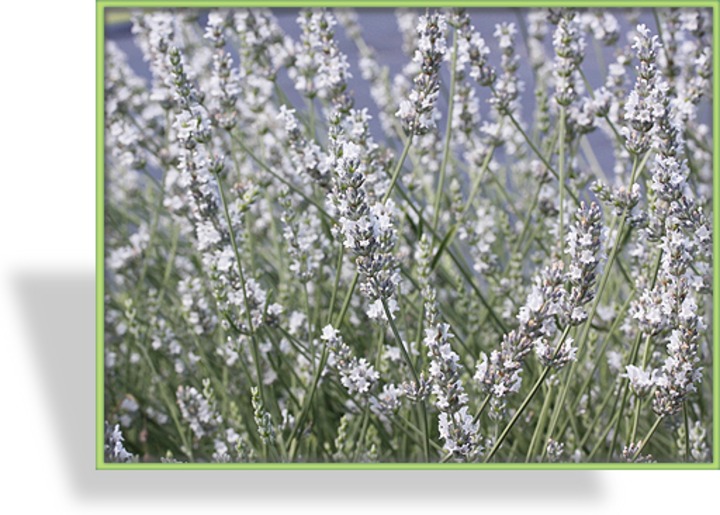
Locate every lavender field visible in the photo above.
<box><xmin>103</xmin><ymin>8</ymin><xmax>713</xmax><ymax>464</ymax></box>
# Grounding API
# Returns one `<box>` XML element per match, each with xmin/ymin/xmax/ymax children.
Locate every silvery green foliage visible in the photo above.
<box><xmin>104</xmin><ymin>7</ymin><xmax>712</xmax><ymax>464</ymax></box>
<box><xmin>251</xmin><ymin>386</ymin><xmax>275</xmax><ymax>445</ymax></box>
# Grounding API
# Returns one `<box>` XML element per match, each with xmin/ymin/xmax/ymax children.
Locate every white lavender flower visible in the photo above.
<box><xmin>278</xmin><ymin>105</ymin><xmax>331</xmax><ymax>186</ymax></box>
<box><xmin>426</xmin><ymin>323</ymin><xmax>481</xmax><ymax>460</ymax></box>
<box><xmin>462</xmin><ymin>205</ymin><xmax>498</xmax><ymax>275</ymax></box>
<box><xmin>329</xmin><ymin>136</ymin><xmax>401</xmax><ymax>319</ymax></box>
<box><xmin>564</xmin><ymin>202</ymin><xmax>604</xmax><ymax>325</ymax></box>
<box><xmin>652</xmin><ymin>286</ymin><xmax>703</xmax><ymax>417</ymax></box>
<box><xmin>104</xmin><ymin>422</ymin><xmax>136</xmax><ymax>463</ymax></box>
<box><xmin>291</xmin><ymin>10</ymin><xmax>353</xmax><ymax>112</ymax></box>
<box><xmin>131</xmin><ymin>12</ymin><xmax>176</xmax><ymax>108</ymax></box>
<box><xmin>176</xmin><ymin>381</ymin><xmax>223</xmax><ymax>440</ymax></box>
<box><xmin>535</xmin><ymin>335</ymin><xmax>577</xmax><ymax>369</ymax></box>
<box><xmin>107</xmin><ymin>223</ymin><xmax>150</xmax><ymax>272</ymax></box>
<box><xmin>204</xmin><ymin>12</ymin><xmax>241</xmax><ymax>130</ymax></box>
<box><xmin>677</xmin><ymin>420</ymin><xmax>710</xmax><ymax>462</ymax></box>
<box><xmin>280</xmin><ymin>188</ymin><xmax>325</xmax><ymax>282</ymax></box>
<box><xmin>580</xmin><ymin>11</ymin><xmax>619</xmax><ymax>45</ymax></box>
<box><xmin>234</xmin><ymin>10</ymin><xmax>293</xmax><ymax>80</ymax></box>
<box><xmin>415</xmin><ymin>234</ymin><xmax>438</xmax><ymax>325</ymax></box>
<box><xmin>622</xmin><ymin>442</ymin><xmax>656</xmax><ymax>463</ymax></box>
<box><xmin>370</xmin><ymin>383</ymin><xmax>404</xmax><ymax>415</ymax></box>
<box><xmin>490</xmin><ymin>22</ymin><xmax>522</xmax><ymax>114</ymax></box>
<box><xmin>322</xmin><ymin>325</ymin><xmax>380</xmax><ymax>395</ymax></box>
<box><xmin>546</xmin><ymin>438</ymin><xmax>565</xmax><ymax>462</ymax></box>
<box><xmin>456</xmin><ymin>12</ymin><xmax>495</xmax><ymax>87</ymax></box>
<box><xmin>621</xmin><ymin>24</ymin><xmax>664</xmax><ymax>155</ymax></box>
<box><xmin>552</xmin><ymin>12</ymin><xmax>585</xmax><ymax>107</ymax></box>
<box><xmin>396</xmin><ymin>11</ymin><xmax>447</xmax><ymax>134</ymax></box>
<box><xmin>475</xmin><ymin>262</ymin><xmax>566</xmax><ymax>401</ymax></box>
<box><xmin>624</xmin><ymin>365</ymin><xmax>659</xmax><ymax>397</ymax></box>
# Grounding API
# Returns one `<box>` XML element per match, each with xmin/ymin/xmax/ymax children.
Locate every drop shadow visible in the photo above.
<box><xmin>15</xmin><ymin>270</ymin><xmax>602</xmax><ymax>503</ymax></box>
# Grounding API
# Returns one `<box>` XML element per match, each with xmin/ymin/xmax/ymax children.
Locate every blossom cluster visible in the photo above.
<box><xmin>396</xmin><ymin>12</ymin><xmax>447</xmax><ymax>134</ymax></box>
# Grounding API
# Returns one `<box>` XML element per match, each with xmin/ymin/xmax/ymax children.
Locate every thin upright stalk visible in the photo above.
<box><xmin>383</xmin><ymin>136</ymin><xmax>414</xmax><ymax>204</ymax></box>
<box><xmin>632</xmin><ymin>415</ymin><xmax>664</xmax><ymax>460</ymax></box>
<box><xmin>213</xmin><ymin>169</ymin><xmax>266</xmax><ymax>405</ymax></box>
<box><xmin>432</xmin><ymin>28</ymin><xmax>459</xmax><ymax>231</ymax></box>
<box><xmin>382</xmin><ymin>299</ymin><xmax>430</xmax><ymax>462</ymax></box>
<box><xmin>558</xmin><ymin>106</ymin><xmax>567</xmax><ymax>257</ymax></box>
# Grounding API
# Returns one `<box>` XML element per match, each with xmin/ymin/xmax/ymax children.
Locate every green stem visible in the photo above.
<box><xmin>383</xmin><ymin>136</ymin><xmax>414</xmax><ymax>204</ymax></box>
<box><xmin>382</xmin><ymin>299</ymin><xmax>430</xmax><ymax>462</ymax></box>
<box><xmin>551</xmin><ymin>153</ymin><xmax>645</xmax><ymax>442</ymax></box>
<box><xmin>354</xmin><ymin>329</ymin><xmax>385</xmax><ymax>461</ymax></box>
<box><xmin>629</xmin><ymin>334</ymin><xmax>653</xmax><ymax>443</ymax></box>
<box><xmin>462</xmin><ymin>142</ymin><xmax>498</xmax><ymax>217</ymax></box>
<box><xmin>577</xmin><ymin>379</ymin><xmax>619</xmax><ymax>451</ymax></box>
<box><xmin>683</xmin><ymin>405</ymin><xmax>690</xmax><ymax>461</ymax></box>
<box><xmin>558</xmin><ymin>106</ymin><xmax>566</xmax><ymax>257</ymax></box>
<box><xmin>307</xmin><ymin>96</ymin><xmax>316</xmax><ymax>141</ymax></box>
<box><xmin>633</xmin><ymin>416</ymin><xmax>663</xmax><ymax>460</ymax></box>
<box><xmin>512</xmin><ymin>179</ymin><xmax>546</xmax><ymax>256</ymax></box>
<box><xmin>432</xmin><ymin>29</ymin><xmax>458</xmax><ymax>231</ymax></box>
<box><xmin>287</xmin><ymin>246</ymin><xmax>346</xmax><ymax>460</ymax></box>
<box><xmin>377</xmin><ymin>146</ymin><xmax>508</xmax><ymax>334</ymax></box>
<box><xmin>587</xmin><ymin>408</ymin><xmax>621</xmax><ymax>462</ymax></box>
<box><xmin>545</xmin><ymin>213</ymin><xmax>620</xmax><ymax>438</ymax></box>
<box><xmin>303</xmin><ymin>283</ymin><xmax>315</xmax><ymax>374</ymax></box>
<box><xmin>328</xmin><ymin>246</ymin><xmax>345</xmax><ymax>324</ymax></box>
<box><xmin>336</xmin><ymin>271</ymin><xmax>360</xmax><ymax>328</ymax></box>
<box><xmin>553</xmin><ymin>290</ymin><xmax>635</xmax><ymax>445</ymax></box>
<box><xmin>473</xmin><ymin>394</ymin><xmax>491</xmax><ymax>424</ymax></box>
<box><xmin>526</xmin><ymin>384</ymin><xmax>553</xmax><ymax>463</ymax></box>
<box><xmin>485</xmin><ymin>367</ymin><xmax>552</xmax><ymax>462</ymax></box>
<box><xmin>606</xmin><ymin>330</ymin><xmax>645</xmax><ymax>459</ymax></box>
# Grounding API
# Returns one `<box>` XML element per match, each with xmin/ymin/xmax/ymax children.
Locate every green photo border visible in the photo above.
<box><xmin>96</xmin><ymin>0</ymin><xmax>720</xmax><ymax>470</ymax></box>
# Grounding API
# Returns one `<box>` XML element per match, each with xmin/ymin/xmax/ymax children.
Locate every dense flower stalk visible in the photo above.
<box><xmin>622</xmin><ymin>24</ymin><xmax>665</xmax><ymax>155</ymax></box>
<box><xmin>552</xmin><ymin>12</ymin><xmax>585</xmax><ymax>108</ymax></box>
<box><xmin>564</xmin><ymin>202</ymin><xmax>604</xmax><ymax>325</ymax></box>
<box><xmin>291</xmin><ymin>9</ymin><xmax>353</xmax><ymax>113</ymax></box>
<box><xmin>328</xmin><ymin>136</ymin><xmax>401</xmax><ymax>320</ymax></box>
<box><xmin>426</xmin><ymin>323</ymin><xmax>481</xmax><ymax>460</ymax></box>
<box><xmin>396</xmin><ymin>11</ymin><xmax>447</xmax><ymax>134</ymax></box>
<box><xmin>322</xmin><ymin>325</ymin><xmax>380</xmax><ymax>395</ymax></box>
<box><xmin>490</xmin><ymin>22</ymin><xmax>521</xmax><ymax>115</ymax></box>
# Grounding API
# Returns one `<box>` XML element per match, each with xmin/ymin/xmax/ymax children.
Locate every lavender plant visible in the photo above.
<box><xmin>104</xmin><ymin>7</ymin><xmax>713</xmax><ymax>464</ymax></box>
